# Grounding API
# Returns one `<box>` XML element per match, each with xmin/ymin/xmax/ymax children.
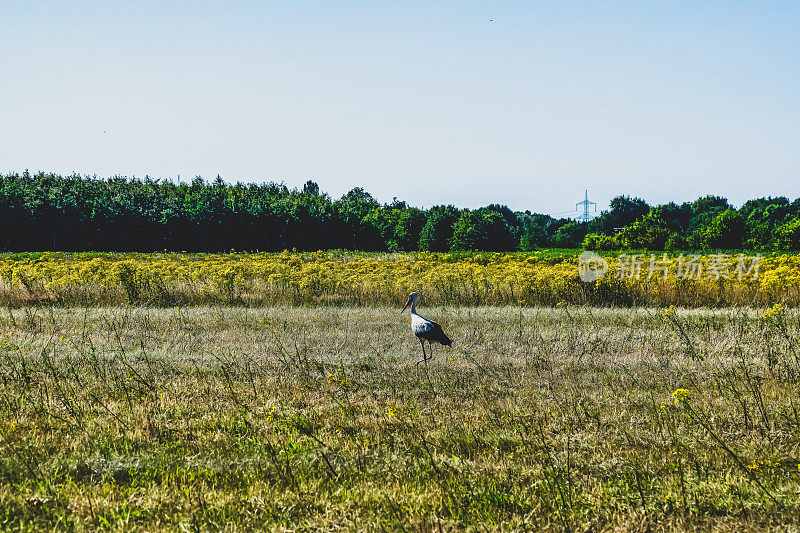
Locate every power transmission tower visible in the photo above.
<box><xmin>576</xmin><ymin>189</ymin><xmax>597</xmax><ymax>224</ymax></box>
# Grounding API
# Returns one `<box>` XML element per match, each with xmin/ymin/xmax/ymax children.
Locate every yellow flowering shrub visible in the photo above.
<box><xmin>0</xmin><ymin>250</ymin><xmax>797</xmax><ymax>307</ymax></box>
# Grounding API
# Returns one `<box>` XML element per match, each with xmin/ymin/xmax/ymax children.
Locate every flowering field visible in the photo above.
<box><xmin>1</xmin><ymin>250</ymin><xmax>799</xmax><ymax>307</ymax></box>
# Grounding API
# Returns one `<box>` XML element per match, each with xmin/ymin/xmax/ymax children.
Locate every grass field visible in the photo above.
<box><xmin>2</xmin><ymin>304</ymin><xmax>800</xmax><ymax>530</ymax></box>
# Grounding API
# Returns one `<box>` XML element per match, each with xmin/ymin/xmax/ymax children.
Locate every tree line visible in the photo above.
<box><xmin>0</xmin><ymin>172</ymin><xmax>798</xmax><ymax>252</ymax></box>
<box><xmin>581</xmin><ymin>195</ymin><xmax>800</xmax><ymax>251</ymax></box>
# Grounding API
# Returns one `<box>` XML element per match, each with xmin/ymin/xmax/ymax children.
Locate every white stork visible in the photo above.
<box><xmin>401</xmin><ymin>292</ymin><xmax>452</xmax><ymax>365</ymax></box>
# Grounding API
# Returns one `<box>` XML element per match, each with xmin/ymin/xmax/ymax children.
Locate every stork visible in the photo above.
<box><xmin>401</xmin><ymin>292</ymin><xmax>452</xmax><ymax>365</ymax></box>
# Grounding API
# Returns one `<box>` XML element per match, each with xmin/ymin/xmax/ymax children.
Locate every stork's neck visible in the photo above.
<box><xmin>410</xmin><ymin>300</ymin><xmax>417</xmax><ymax>314</ymax></box>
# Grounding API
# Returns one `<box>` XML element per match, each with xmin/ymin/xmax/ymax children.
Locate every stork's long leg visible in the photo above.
<box><xmin>416</xmin><ymin>337</ymin><xmax>428</xmax><ymax>366</ymax></box>
<box><xmin>428</xmin><ymin>341</ymin><xmax>434</xmax><ymax>361</ymax></box>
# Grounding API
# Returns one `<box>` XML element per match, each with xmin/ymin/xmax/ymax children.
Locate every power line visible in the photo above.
<box><xmin>458</xmin><ymin>189</ymin><xmax>582</xmax><ymax>207</ymax></box>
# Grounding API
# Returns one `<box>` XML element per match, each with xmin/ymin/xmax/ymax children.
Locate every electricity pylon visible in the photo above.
<box><xmin>576</xmin><ymin>189</ymin><xmax>597</xmax><ymax>224</ymax></box>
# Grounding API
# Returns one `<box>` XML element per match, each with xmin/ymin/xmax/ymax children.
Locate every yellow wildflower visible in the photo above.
<box><xmin>762</xmin><ymin>303</ymin><xmax>785</xmax><ymax>321</ymax></box>
<box><xmin>672</xmin><ymin>388</ymin><xmax>691</xmax><ymax>405</ymax></box>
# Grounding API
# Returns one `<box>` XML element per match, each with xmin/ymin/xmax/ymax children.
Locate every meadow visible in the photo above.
<box><xmin>2</xmin><ymin>303</ymin><xmax>800</xmax><ymax>530</ymax></box>
<box><xmin>2</xmin><ymin>251</ymin><xmax>800</xmax><ymax>530</ymax></box>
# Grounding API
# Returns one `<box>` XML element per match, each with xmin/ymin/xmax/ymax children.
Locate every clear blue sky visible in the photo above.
<box><xmin>1</xmin><ymin>1</ymin><xmax>798</xmax><ymax>215</ymax></box>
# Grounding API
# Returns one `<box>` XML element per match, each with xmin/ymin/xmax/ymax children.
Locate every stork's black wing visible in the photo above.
<box><xmin>416</xmin><ymin>319</ymin><xmax>452</xmax><ymax>346</ymax></box>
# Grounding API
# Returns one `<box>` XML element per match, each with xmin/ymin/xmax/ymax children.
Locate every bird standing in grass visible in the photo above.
<box><xmin>401</xmin><ymin>292</ymin><xmax>452</xmax><ymax>365</ymax></box>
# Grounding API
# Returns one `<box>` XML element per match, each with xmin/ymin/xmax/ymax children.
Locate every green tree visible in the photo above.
<box><xmin>739</xmin><ymin>197</ymin><xmax>795</xmax><ymax>249</ymax></box>
<box><xmin>393</xmin><ymin>208</ymin><xmax>427</xmax><ymax>251</ymax></box>
<box><xmin>449</xmin><ymin>209</ymin><xmax>515</xmax><ymax>251</ymax></box>
<box><xmin>552</xmin><ymin>221</ymin><xmax>585</xmax><ymax>248</ymax></box>
<box><xmin>449</xmin><ymin>211</ymin><xmax>481</xmax><ymax>251</ymax></box>
<box><xmin>336</xmin><ymin>188</ymin><xmax>382</xmax><ymax>250</ymax></box>
<box><xmin>688</xmin><ymin>195</ymin><xmax>730</xmax><ymax>234</ymax></box>
<box><xmin>582</xmin><ymin>232</ymin><xmax>620</xmax><ymax>251</ymax></box>
<box><xmin>774</xmin><ymin>218</ymin><xmax>800</xmax><ymax>250</ymax></box>
<box><xmin>518</xmin><ymin>212</ymin><xmax>566</xmax><ymax>249</ymax></box>
<box><xmin>614</xmin><ymin>206</ymin><xmax>686</xmax><ymax>250</ymax></box>
<box><xmin>689</xmin><ymin>208</ymin><xmax>745</xmax><ymax>250</ymax></box>
<box><xmin>588</xmin><ymin>195</ymin><xmax>650</xmax><ymax>234</ymax></box>
<box><xmin>419</xmin><ymin>206</ymin><xmax>459</xmax><ymax>251</ymax></box>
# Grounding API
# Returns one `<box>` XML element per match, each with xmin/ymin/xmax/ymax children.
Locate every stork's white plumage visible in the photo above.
<box><xmin>401</xmin><ymin>292</ymin><xmax>452</xmax><ymax>365</ymax></box>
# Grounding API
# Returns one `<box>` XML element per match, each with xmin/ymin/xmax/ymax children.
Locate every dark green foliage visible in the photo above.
<box><xmin>739</xmin><ymin>197</ymin><xmax>800</xmax><ymax>249</ymax></box>
<box><xmin>588</xmin><ymin>195</ymin><xmax>651</xmax><ymax>234</ymax></box>
<box><xmin>584</xmin><ymin>194</ymin><xmax>800</xmax><ymax>252</ymax></box>
<box><xmin>336</xmin><ymin>187</ymin><xmax>382</xmax><ymax>250</ymax></box>
<box><xmin>518</xmin><ymin>212</ymin><xmax>570</xmax><ymax>250</ymax></box>
<box><xmin>774</xmin><ymin>218</ymin><xmax>800</xmax><ymax>251</ymax></box>
<box><xmin>649</xmin><ymin>202</ymin><xmax>693</xmax><ymax>235</ymax></box>
<box><xmin>665</xmin><ymin>233</ymin><xmax>688</xmax><ymax>252</ymax></box>
<box><xmin>449</xmin><ymin>209</ymin><xmax>516</xmax><ymax>251</ymax></box>
<box><xmin>449</xmin><ymin>211</ymin><xmax>482</xmax><ymax>251</ymax></box>
<box><xmin>551</xmin><ymin>221</ymin><xmax>586</xmax><ymax>248</ymax></box>
<box><xmin>419</xmin><ymin>206</ymin><xmax>460</xmax><ymax>252</ymax></box>
<box><xmin>582</xmin><ymin>232</ymin><xmax>619</xmax><ymax>251</ymax></box>
<box><xmin>3</xmin><ymin>172</ymin><xmax>800</xmax><ymax>252</ymax></box>
<box><xmin>0</xmin><ymin>173</ymin><xmax>540</xmax><ymax>253</ymax></box>
<box><xmin>688</xmin><ymin>195</ymin><xmax>731</xmax><ymax>234</ymax></box>
<box><xmin>393</xmin><ymin>208</ymin><xmax>427</xmax><ymax>251</ymax></box>
<box><xmin>689</xmin><ymin>209</ymin><xmax>745</xmax><ymax>250</ymax></box>
<box><xmin>616</xmin><ymin>210</ymin><xmax>677</xmax><ymax>250</ymax></box>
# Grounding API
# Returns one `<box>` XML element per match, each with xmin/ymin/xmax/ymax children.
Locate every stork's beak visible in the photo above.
<box><xmin>401</xmin><ymin>297</ymin><xmax>411</xmax><ymax>313</ymax></box>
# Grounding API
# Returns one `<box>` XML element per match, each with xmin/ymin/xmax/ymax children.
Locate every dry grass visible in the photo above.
<box><xmin>2</xmin><ymin>304</ymin><xmax>800</xmax><ymax>531</ymax></box>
